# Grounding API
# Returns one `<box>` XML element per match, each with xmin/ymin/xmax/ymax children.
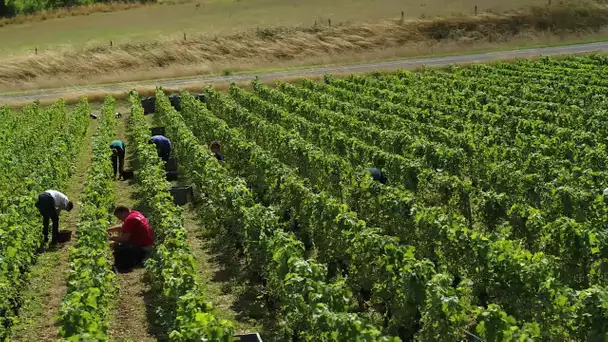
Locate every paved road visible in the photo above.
<box><xmin>2</xmin><ymin>41</ymin><xmax>608</xmax><ymax>104</ymax></box>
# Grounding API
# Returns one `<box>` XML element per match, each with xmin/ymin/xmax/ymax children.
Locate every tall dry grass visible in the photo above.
<box><xmin>1</xmin><ymin>2</ymin><xmax>608</xmax><ymax>92</ymax></box>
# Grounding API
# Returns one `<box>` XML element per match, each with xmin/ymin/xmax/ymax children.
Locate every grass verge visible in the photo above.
<box><xmin>3</xmin><ymin>45</ymin><xmax>604</xmax><ymax>110</ymax></box>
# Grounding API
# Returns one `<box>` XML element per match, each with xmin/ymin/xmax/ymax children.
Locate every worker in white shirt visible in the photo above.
<box><xmin>35</xmin><ymin>190</ymin><xmax>74</xmax><ymax>245</ymax></box>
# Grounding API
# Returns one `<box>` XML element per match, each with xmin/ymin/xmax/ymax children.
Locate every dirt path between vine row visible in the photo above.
<box><xmin>1</xmin><ymin>41</ymin><xmax>608</xmax><ymax>105</ymax></box>
<box><xmin>181</xmin><ymin>207</ymin><xmax>262</xmax><ymax>336</ymax></box>
<box><xmin>10</xmin><ymin>111</ymin><xmax>97</xmax><ymax>341</ymax></box>
<box><xmin>107</xmin><ymin>110</ymin><xmax>159</xmax><ymax>342</ymax></box>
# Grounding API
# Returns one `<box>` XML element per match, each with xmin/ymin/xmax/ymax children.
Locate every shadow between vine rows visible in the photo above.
<box><xmin>189</xmin><ymin>206</ymin><xmax>284</xmax><ymax>341</ymax></box>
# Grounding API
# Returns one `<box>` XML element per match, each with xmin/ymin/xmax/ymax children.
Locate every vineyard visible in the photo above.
<box><xmin>2</xmin><ymin>54</ymin><xmax>608</xmax><ymax>341</ymax></box>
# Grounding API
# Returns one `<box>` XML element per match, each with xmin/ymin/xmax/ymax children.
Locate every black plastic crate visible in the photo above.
<box><xmin>169</xmin><ymin>94</ymin><xmax>182</xmax><ymax>111</ymax></box>
<box><xmin>165</xmin><ymin>156</ymin><xmax>178</xmax><ymax>172</ymax></box>
<box><xmin>165</xmin><ymin>171</ymin><xmax>179</xmax><ymax>182</ymax></box>
<box><xmin>170</xmin><ymin>185</ymin><xmax>193</xmax><ymax>206</ymax></box>
<box><xmin>150</xmin><ymin>127</ymin><xmax>166</xmax><ymax>136</ymax></box>
<box><xmin>141</xmin><ymin>96</ymin><xmax>156</xmax><ymax>115</ymax></box>
<box><xmin>121</xmin><ymin>168</ymin><xmax>134</xmax><ymax>180</ymax></box>
<box><xmin>195</xmin><ymin>93</ymin><xmax>206</xmax><ymax>103</ymax></box>
<box><xmin>234</xmin><ymin>333</ymin><xmax>263</xmax><ymax>342</ymax></box>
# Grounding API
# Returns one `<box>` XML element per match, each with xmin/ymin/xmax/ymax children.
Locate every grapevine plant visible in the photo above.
<box><xmin>148</xmin><ymin>54</ymin><xmax>608</xmax><ymax>341</ymax></box>
<box><xmin>0</xmin><ymin>99</ymin><xmax>88</xmax><ymax>340</ymax></box>
<box><xmin>59</xmin><ymin>96</ymin><xmax>118</xmax><ymax>340</ymax></box>
<box><xmin>128</xmin><ymin>92</ymin><xmax>235</xmax><ymax>341</ymax></box>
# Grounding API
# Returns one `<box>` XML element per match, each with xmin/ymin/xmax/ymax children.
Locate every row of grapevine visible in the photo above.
<box><xmin>275</xmin><ymin>80</ymin><xmax>462</xmax><ymax>148</ymax></box>
<box><xmin>175</xmin><ymin>89</ymin><xmax>559</xmax><ymax>340</ymax></box>
<box><xmin>222</xmin><ymin>83</ymin><xmax>466</xmax><ymax>247</ymax></box>
<box><xmin>250</xmin><ymin>81</ymin><xmax>466</xmax><ymax>173</ymax></box>
<box><xmin>233</xmin><ymin>82</ymin><xmax>429</xmax><ymax>190</ymax></box>
<box><xmin>183</xmin><ymin>56</ymin><xmax>608</xmax><ymax>338</ymax></box>
<box><xmin>266</xmin><ymin>73</ymin><xmax>606</xmax><ymax>280</ymax></box>
<box><xmin>243</xmin><ymin>57</ymin><xmax>608</xmax><ymax>339</ymax></box>
<box><xmin>287</xmin><ymin>67</ymin><xmax>606</xmax><ymax>238</ymax></box>
<box><xmin>256</xmin><ymin>75</ymin><xmax>608</xmax><ymax>242</ymax></box>
<box><xmin>58</xmin><ymin>96</ymin><xmax>118</xmax><ymax>340</ymax></box>
<box><xmin>127</xmin><ymin>92</ymin><xmax>234</xmax><ymax>341</ymax></box>
<box><xmin>154</xmin><ymin>89</ymin><xmax>397</xmax><ymax>341</ymax></box>
<box><xmin>338</xmin><ymin>69</ymin><xmax>607</xmax><ymax>170</ymax></box>
<box><xmin>440</xmin><ymin>59</ymin><xmax>608</xmax><ymax>105</ymax></box>
<box><xmin>234</xmin><ymin>82</ymin><xmax>470</xmax><ymax>213</ymax></box>
<box><xmin>211</xmin><ymin>85</ymin><xmax>607</xmax><ymax>338</ymax></box>
<box><xmin>351</xmin><ymin>69</ymin><xmax>606</xmax><ymax>157</ymax></box>
<box><xmin>322</xmin><ymin>66</ymin><xmax>608</xmax><ymax>268</ymax></box>
<box><xmin>310</xmin><ymin>71</ymin><xmax>602</xmax><ymax>158</ymax></box>
<box><xmin>0</xmin><ymin>100</ymin><xmax>88</xmax><ymax>340</ymax></box>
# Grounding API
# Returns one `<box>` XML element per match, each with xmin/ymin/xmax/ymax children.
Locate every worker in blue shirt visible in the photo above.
<box><xmin>363</xmin><ymin>167</ymin><xmax>387</xmax><ymax>184</ymax></box>
<box><xmin>148</xmin><ymin>135</ymin><xmax>172</xmax><ymax>162</ymax></box>
<box><xmin>209</xmin><ymin>141</ymin><xmax>224</xmax><ymax>162</ymax></box>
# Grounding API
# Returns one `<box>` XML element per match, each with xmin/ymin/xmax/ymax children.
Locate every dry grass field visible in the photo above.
<box><xmin>1</xmin><ymin>0</ymin><xmax>608</xmax><ymax>92</ymax></box>
<box><xmin>0</xmin><ymin>0</ymin><xmax>549</xmax><ymax>55</ymax></box>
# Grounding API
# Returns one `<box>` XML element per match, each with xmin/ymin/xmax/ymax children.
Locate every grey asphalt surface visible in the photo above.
<box><xmin>2</xmin><ymin>41</ymin><xmax>608</xmax><ymax>104</ymax></box>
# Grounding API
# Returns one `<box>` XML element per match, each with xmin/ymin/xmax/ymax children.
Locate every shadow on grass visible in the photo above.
<box><xmin>132</xmin><ymin>197</ymin><xmax>153</xmax><ymax>219</ymax></box>
<box><xmin>190</xmin><ymin>207</ymin><xmax>283</xmax><ymax>340</ymax></box>
<box><xmin>124</xmin><ymin>152</ymin><xmax>139</xmax><ymax>187</ymax></box>
<box><xmin>142</xmin><ymin>271</ymin><xmax>169</xmax><ymax>342</ymax></box>
<box><xmin>41</xmin><ymin>241</ymin><xmax>69</xmax><ymax>253</ymax></box>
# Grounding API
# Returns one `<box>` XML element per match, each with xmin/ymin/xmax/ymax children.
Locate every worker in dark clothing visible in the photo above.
<box><xmin>209</xmin><ymin>140</ymin><xmax>224</xmax><ymax>162</ymax></box>
<box><xmin>363</xmin><ymin>167</ymin><xmax>387</xmax><ymax>184</ymax></box>
<box><xmin>110</xmin><ymin>140</ymin><xmax>126</xmax><ymax>180</ymax></box>
<box><xmin>148</xmin><ymin>135</ymin><xmax>172</xmax><ymax>162</ymax></box>
<box><xmin>35</xmin><ymin>189</ymin><xmax>74</xmax><ymax>245</ymax></box>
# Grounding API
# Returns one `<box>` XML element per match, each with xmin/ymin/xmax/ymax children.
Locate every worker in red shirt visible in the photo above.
<box><xmin>107</xmin><ymin>205</ymin><xmax>154</xmax><ymax>272</ymax></box>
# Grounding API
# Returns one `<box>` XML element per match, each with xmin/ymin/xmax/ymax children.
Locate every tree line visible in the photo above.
<box><xmin>0</xmin><ymin>0</ymin><xmax>153</xmax><ymax>18</ymax></box>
